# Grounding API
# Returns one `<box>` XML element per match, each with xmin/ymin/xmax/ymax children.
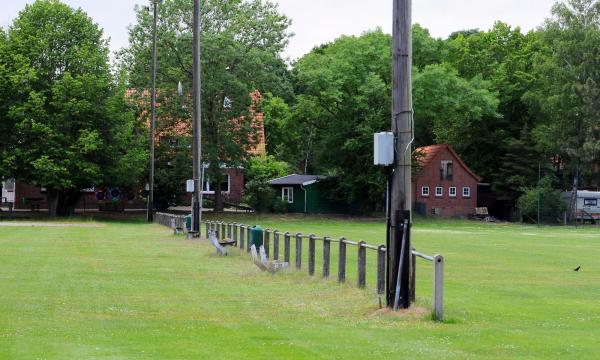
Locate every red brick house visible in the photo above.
<box><xmin>412</xmin><ymin>144</ymin><xmax>481</xmax><ymax>218</ymax></box>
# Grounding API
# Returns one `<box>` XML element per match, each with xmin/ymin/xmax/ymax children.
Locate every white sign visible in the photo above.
<box><xmin>186</xmin><ymin>180</ymin><xmax>195</xmax><ymax>193</ymax></box>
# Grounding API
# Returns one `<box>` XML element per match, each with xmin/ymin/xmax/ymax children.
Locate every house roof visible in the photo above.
<box><xmin>414</xmin><ymin>144</ymin><xmax>481</xmax><ymax>182</ymax></box>
<box><xmin>268</xmin><ymin>174</ymin><xmax>327</xmax><ymax>186</ymax></box>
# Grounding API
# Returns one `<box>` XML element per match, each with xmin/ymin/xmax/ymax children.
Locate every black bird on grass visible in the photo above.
<box><xmin>574</xmin><ymin>266</ymin><xmax>581</xmax><ymax>272</ymax></box>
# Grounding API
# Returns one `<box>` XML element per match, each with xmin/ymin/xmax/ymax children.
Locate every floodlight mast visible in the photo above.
<box><xmin>388</xmin><ymin>0</ymin><xmax>413</xmax><ymax>310</ymax></box>
<box><xmin>147</xmin><ymin>0</ymin><xmax>159</xmax><ymax>223</ymax></box>
<box><xmin>192</xmin><ymin>0</ymin><xmax>203</xmax><ymax>234</ymax></box>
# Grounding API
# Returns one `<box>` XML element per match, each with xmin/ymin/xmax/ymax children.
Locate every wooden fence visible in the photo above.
<box><xmin>154</xmin><ymin>217</ymin><xmax>444</xmax><ymax>321</ymax></box>
<box><xmin>155</xmin><ymin>212</ymin><xmax>187</xmax><ymax>234</ymax></box>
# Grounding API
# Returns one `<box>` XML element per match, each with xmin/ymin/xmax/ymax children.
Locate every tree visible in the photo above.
<box><xmin>446</xmin><ymin>22</ymin><xmax>544</xmax><ymax>207</ymax></box>
<box><xmin>120</xmin><ymin>0</ymin><xmax>292</xmax><ymax>212</ymax></box>
<box><xmin>290</xmin><ymin>30</ymin><xmax>501</xmax><ymax>212</ymax></box>
<box><xmin>527</xmin><ymin>0</ymin><xmax>600</xmax><ymax>190</ymax></box>
<box><xmin>243</xmin><ymin>155</ymin><xmax>290</xmax><ymax>212</ymax></box>
<box><xmin>517</xmin><ymin>176</ymin><xmax>566</xmax><ymax>223</ymax></box>
<box><xmin>0</xmin><ymin>0</ymin><xmax>147</xmax><ymax>216</ymax></box>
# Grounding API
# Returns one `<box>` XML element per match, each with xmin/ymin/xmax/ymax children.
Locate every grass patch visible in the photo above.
<box><xmin>0</xmin><ymin>215</ymin><xmax>598</xmax><ymax>358</ymax></box>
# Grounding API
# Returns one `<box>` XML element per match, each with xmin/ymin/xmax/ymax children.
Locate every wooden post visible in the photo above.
<box><xmin>308</xmin><ymin>234</ymin><xmax>316</xmax><ymax>276</ymax></box>
<box><xmin>246</xmin><ymin>224</ymin><xmax>251</xmax><ymax>253</ymax></box>
<box><xmin>338</xmin><ymin>237</ymin><xmax>346</xmax><ymax>283</ymax></box>
<box><xmin>227</xmin><ymin>222</ymin><xmax>231</xmax><ymax>239</ymax></box>
<box><xmin>205</xmin><ymin>221</ymin><xmax>209</xmax><ymax>239</ymax></box>
<box><xmin>233</xmin><ymin>223</ymin><xmax>238</xmax><ymax>244</ymax></box>
<box><xmin>433</xmin><ymin>255</ymin><xmax>444</xmax><ymax>321</ymax></box>
<box><xmin>221</xmin><ymin>222</ymin><xmax>226</xmax><ymax>241</ymax></box>
<box><xmin>323</xmin><ymin>237</ymin><xmax>331</xmax><ymax>279</ymax></box>
<box><xmin>273</xmin><ymin>231</ymin><xmax>280</xmax><ymax>260</ymax></box>
<box><xmin>239</xmin><ymin>224</ymin><xmax>245</xmax><ymax>249</ymax></box>
<box><xmin>284</xmin><ymin>232</ymin><xmax>291</xmax><ymax>263</ymax></box>
<box><xmin>410</xmin><ymin>250</ymin><xmax>416</xmax><ymax>302</ymax></box>
<box><xmin>295</xmin><ymin>233</ymin><xmax>302</xmax><ymax>270</ymax></box>
<box><xmin>358</xmin><ymin>241</ymin><xmax>366</xmax><ymax>288</ymax></box>
<box><xmin>388</xmin><ymin>0</ymin><xmax>413</xmax><ymax>308</ymax></box>
<box><xmin>377</xmin><ymin>245</ymin><xmax>386</xmax><ymax>295</ymax></box>
<box><xmin>264</xmin><ymin>229</ymin><xmax>270</xmax><ymax>259</ymax></box>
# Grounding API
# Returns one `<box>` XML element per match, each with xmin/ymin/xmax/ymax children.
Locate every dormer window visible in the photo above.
<box><xmin>440</xmin><ymin>160</ymin><xmax>453</xmax><ymax>181</ymax></box>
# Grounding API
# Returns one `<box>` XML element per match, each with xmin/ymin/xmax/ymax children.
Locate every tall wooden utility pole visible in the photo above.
<box><xmin>192</xmin><ymin>0</ymin><xmax>203</xmax><ymax>234</ymax></box>
<box><xmin>387</xmin><ymin>0</ymin><xmax>413</xmax><ymax>309</ymax></box>
<box><xmin>147</xmin><ymin>0</ymin><xmax>159</xmax><ymax>223</ymax></box>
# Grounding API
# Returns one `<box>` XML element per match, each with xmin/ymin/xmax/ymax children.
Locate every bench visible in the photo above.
<box><xmin>251</xmin><ymin>244</ymin><xmax>289</xmax><ymax>273</ymax></box>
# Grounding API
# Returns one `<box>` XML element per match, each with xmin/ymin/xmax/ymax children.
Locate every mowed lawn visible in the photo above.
<box><xmin>0</xmin><ymin>216</ymin><xmax>599</xmax><ymax>359</ymax></box>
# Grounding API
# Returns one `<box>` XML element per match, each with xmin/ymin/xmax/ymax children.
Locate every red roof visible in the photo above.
<box><xmin>414</xmin><ymin>144</ymin><xmax>481</xmax><ymax>182</ymax></box>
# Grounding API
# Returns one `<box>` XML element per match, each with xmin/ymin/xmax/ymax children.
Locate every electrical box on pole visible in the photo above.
<box><xmin>374</xmin><ymin>132</ymin><xmax>395</xmax><ymax>166</ymax></box>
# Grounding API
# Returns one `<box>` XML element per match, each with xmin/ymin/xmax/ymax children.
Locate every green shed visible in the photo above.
<box><xmin>268</xmin><ymin>174</ymin><xmax>351</xmax><ymax>214</ymax></box>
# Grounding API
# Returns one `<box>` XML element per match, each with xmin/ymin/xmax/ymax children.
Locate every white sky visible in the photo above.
<box><xmin>1</xmin><ymin>0</ymin><xmax>558</xmax><ymax>61</ymax></box>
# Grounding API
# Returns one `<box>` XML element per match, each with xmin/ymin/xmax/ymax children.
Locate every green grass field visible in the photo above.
<box><xmin>0</xmin><ymin>215</ymin><xmax>598</xmax><ymax>359</ymax></box>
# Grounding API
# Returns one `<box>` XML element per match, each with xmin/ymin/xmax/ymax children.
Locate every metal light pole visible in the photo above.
<box><xmin>387</xmin><ymin>0</ymin><xmax>413</xmax><ymax>310</ymax></box>
<box><xmin>147</xmin><ymin>0</ymin><xmax>159</xmax><ymax>223</ymax></box>
<box><xmin>192</xmin><ymin>0</ymin><xmax>203</xmax><ymax>234</ymax></box>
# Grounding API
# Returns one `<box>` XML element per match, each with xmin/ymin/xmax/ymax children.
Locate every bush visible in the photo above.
<box><xmin>517</xmin><ymin>176</ymin><xmax>566</xmax><ymax>223</ymax></box>
<box><xmin>243</xmin><ymin>180</ymin><xmax>277</xmax><ymax>213</ymax></box>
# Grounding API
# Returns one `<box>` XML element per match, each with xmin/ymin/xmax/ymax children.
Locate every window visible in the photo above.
<box><xmin>440</xmin><ymin>160</ymin><xmax>453</xmax><ymax>181</ymax></box>
<box><xmin>449</xmin><ymin>187</ymin><xmax>457</xmax><ymax>197</ymax></box>
<box><xmin>435</xmin><ymin>187</ymin><xmax>443</xmax><ymax>197</ymax></box>
<box><xmin>282</xmin><ymin>187</ymin><xmax>294</xmax><ymax>203</ymax></box>
<box><xmin>463</xmin><ymin>187</ymin><xmax>471</xmax><ymax>198</ymax></box>
<box><xmin>202</xmin><ymin>175</ymin><xmax>230</xmax><ymax>194</ymax></box>
<box><xmin>584</xmin><ymin>198</ymin><xmax>597</xmax><ymax>206</ymax></box>
<box><xmin>421</xmin><ymin>186</ymin><xmax>430</xmax><ymax>197</ymax></box>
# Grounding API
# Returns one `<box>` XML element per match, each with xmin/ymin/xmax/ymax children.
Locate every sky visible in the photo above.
<box><xmin>1</xmin><ymin>0</ymin><xmax>559</xmax><ymax>61</ymax></box>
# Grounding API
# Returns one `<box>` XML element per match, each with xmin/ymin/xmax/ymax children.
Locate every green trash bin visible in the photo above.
<box><xmin>250</xmin><ymin>225</ymin><xmax>263</xmax><ymax>249</ymax></box>
<box><xmin>185</xmin><ymin>214</ymin><xmax>193</xmax><ymax>231</ymax></box>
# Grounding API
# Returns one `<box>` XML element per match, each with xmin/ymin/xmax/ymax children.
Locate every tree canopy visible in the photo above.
<box><xmin>120</xmin><ymin>0</ymin><xmax>292</xmax><ymax>211</ymax></box>
<box><xmin>0</xmin><ymin>0</ymin><xmax>146</xmax><ymax>215</ymax></box>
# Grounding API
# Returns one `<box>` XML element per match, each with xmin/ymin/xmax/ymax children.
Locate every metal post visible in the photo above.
<box><xmin>191</xmin><ymin>0</ymin><xmax>203</xmax><ymax>233</ymax></box>
<box><xmin>433</xmin><ymin>255</ymin><xmax>444</xmax><ymax>321</ymax></box>
<box><xmin>147</xmin><ymin>0</ymin><xmax>159</xmax><ymax>223</ymax></box>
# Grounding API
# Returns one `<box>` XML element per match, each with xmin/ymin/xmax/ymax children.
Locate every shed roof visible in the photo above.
<box><xmin>414</xmin><ymin>144</ymin><xmax>481</xmax><ymax>182</ymax></box>
<box><xmin>268</xmin><ymin>174</ymin><xmax>327</xmax><ymax>186</ymax></box>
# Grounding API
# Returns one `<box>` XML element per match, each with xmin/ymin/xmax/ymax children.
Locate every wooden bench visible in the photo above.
<box><xmin>251</xmin><ymin>244</ymin><xmax>288</xmax><ymax>273</ymax></box>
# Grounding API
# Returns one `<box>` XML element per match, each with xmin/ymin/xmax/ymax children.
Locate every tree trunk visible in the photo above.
<box><xmin>214</xmin><ymin>176</ymin><xmax>224</xmax><ymax>212</ymax></box>
<box><xmin>46</xmin><ymin>189</ymin><xmax>59</xmax><ymax>217</ymax></box>
<box><xmin>46</xmin><ymin>189</ymin><xmax>81</xmax><ymax>217</ymax></box>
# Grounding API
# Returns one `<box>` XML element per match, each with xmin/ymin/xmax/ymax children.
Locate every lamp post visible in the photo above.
<box><xmin>192</xmin><ymin>0</ymin><xmax>203</xmax><ymax>234</ymax></box>
<box><xmin>147</xmin><ymin>0</ymin><xmax>159</xmax><ymax>223</ymax></box>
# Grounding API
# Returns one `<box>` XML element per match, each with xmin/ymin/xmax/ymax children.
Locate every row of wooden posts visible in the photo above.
<box><xmin>206</xmin><ymin>220</ymin><xmax>387</xmax><ymax>294</ymax></box>
<box><xmin>152</xmin><ymin>213</ymin><xmax>444</xmax><ymax>321</ymax></box>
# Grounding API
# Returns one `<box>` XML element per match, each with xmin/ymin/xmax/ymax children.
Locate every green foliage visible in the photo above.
<box><xmin>245</xmin><ymin>155</ymin><xmax>290</xmax><ymax>183</ymax></box>
<box><xmin>517</xmin><ymin>176</ymin><xmax>566</xmax><ymax>223</ymax></box>
<box><xmin>289</xmin><ymin>31</ymin><xmax>501</xmax><ymax>211</ymax></box>
<box><xmin>0</xmin><ymin>0</ymin><xmax>146</xmax><ymax>215</ymax></box>
<box><xmin>243</xmin><ymin>155</ymin><xmax>290</xmax><ymax>212</ymax></box>
<box><xmin>121</xmin><ymin>0</ymin><xmax>292</xmax><ymax>211</ymax></box>
<box><xmin>242</xmin><ymin>180</ymin><xmax>277</xmax><ymax>213</ymax></box>
<box><xmin>527</xmin><ymin>0</ymin><xmax>600</xmax><ymax>188</ymax></box>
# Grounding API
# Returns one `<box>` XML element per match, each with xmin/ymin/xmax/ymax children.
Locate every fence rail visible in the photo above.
<box><xmin>155</xmin><ymin>212</ymin><xmax>187</xmax><ymax>234</ymax></box>
<box><xmin>156</xmin><ymin>218</ymin><xmax>443</xmax><ymax>321</ymax></box>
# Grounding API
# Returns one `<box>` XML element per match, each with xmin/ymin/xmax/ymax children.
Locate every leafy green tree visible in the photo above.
<box><xmin>243</xmin><ymin>155</ymin><xmax>290</xmax><ymax>212</ymax></box>
<box><xmin>446</xmin><ymin>22</ymin><xmax>544</xmax><ymax>206</ymax></box>
<box><xmin>527</xmin><ymin>0</ymin><xmax>600</xmax><ymax>189</ymax></box>
<box><xmin>290</xmin><ymin>30</ymin><xmax>501</xmax><ymax>211</ymax></box>
<box><xmin>0</xmin><ymin>0</ymin><xmax>147</xmax><ymax>216</ymax></box>
<box><xmin>413</xmin><ymin>64</ymin><xmax>501</xmax><ymax>178</ymax></box>
<box><xmin>517</xmin><ymin>176</ymin><xmax>566</xmax><ymax>223</ymax></box>
<box><xmin>121</xmin><ymin>0</ymin><xmax>292</xmax><ymax>212</ymax></box>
